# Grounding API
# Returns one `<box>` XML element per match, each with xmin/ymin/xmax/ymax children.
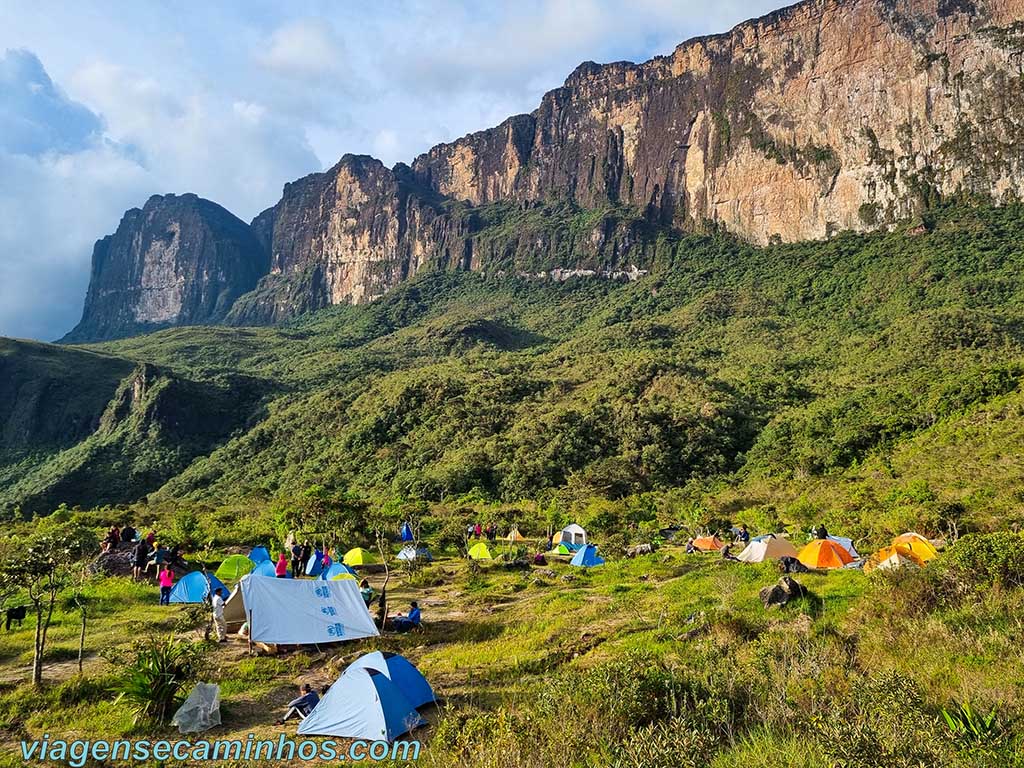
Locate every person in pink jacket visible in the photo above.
<box><xmin>275</xmin><ymin>552</ymin><xmax>289</xmax><ymax>578</ymax></box>
<box><xmin>158</xmin><ymin>566</ymin><xmax>175</xmax><ymax>605</ymax></box>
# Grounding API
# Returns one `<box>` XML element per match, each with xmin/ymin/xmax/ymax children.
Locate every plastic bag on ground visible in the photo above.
<box><xmin>171</xmin><ymin>682</ymin><xmax>221</xmax><ymax>733</ymax></box>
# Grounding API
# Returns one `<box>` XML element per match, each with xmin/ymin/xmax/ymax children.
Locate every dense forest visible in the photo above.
<box><xmin>1</xmin><ymin>201</ymin><xmax>1021</xmax><ymax>541</ymax></box>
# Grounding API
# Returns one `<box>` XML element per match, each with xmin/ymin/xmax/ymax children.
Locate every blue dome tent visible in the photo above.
<box><xmin>297</xmin><ymin>669</ymin><xmax>425</xmax><ymax>741</ymax></box>
<box><xmin>321</xmin><ymin>562</ymin><xmax>357</xmax><ymax>580</ymax></box>
<box><xmin>345</xmin><ymin>651</ymin><xmax>435</xmax><ymax>708</ymax></box>
<box><xmin>570</xmin><ymin>544</ymin><xmax>605</xmax><ymax>568</ymax></box>
<box><xmin>248</xmin><ymin>546</ymin><xmax>270</xmax><ymax>564</ymax></box>
<box><xmin>399</xmin><ymin>522</ymin><xmax>414</xmax><ymax>542</ymax></box>
<box><xmin>252</xmin><ymin>560</ymin><xmax>291</xmax><ymax>578</ymax></box>
<box><xmin>305</xmin><ymin>550</ymin><xmax>326</xmax><ymax>577</ymax></box>
<box><xmin>169</xmin><ymin>571</ymin><xmax>227</xmax><ymax>604</ymax></box>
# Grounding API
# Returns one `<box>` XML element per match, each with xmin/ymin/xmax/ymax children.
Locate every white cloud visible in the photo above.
<box><xmin>258</xmin><ymin>19</ymin><xmax>347</xmax><ymax>81</ymax></box>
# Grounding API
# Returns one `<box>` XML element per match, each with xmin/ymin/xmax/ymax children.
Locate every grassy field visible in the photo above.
<box><xmin>0</xmin><ymin>533</ymin><xmax>1021</xmax><ymax>767</ymax></box>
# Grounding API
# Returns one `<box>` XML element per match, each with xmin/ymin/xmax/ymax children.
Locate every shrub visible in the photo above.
<box><xmin>809</xmin><ymin>672</ymin><xmax>943</xmax><ymax>768</ymax></box>
<box><xmin>114</xmin><ymin>636</ymin><xmax>206</xmax><ymax>724</ymax></box>
<box><xmin>942</xmin><ymin>532</ymin><xmax>1024</xmax><ymax>589</ymax></box>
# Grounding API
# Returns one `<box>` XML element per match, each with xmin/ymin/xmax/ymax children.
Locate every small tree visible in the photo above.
<box><xmin>1</xmin><ymin>524</ymin><xmax>97</xmax><ymax>685</ymax></box>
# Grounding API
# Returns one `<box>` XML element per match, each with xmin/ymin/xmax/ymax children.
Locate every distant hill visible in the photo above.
<box><xmin>4</xmin><ymin>203</ymin><xmax>1023</xmax><ymax>528</ymax></box>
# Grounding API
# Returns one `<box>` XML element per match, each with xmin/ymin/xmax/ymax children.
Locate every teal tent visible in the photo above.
<box><xmin>570</xmin><ymin>544</ymin><xmax>604</xmax><ymax>568</ymax></box>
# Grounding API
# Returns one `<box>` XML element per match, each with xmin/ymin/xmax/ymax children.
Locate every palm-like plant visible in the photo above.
<box><xmin>115</xmin><ymin>636</ymin><xmax>205</xmax><ymax>724</ymax></box>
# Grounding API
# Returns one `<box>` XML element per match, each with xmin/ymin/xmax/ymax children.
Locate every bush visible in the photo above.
<box><xmin>113</xmin><ymin>636</ymin><xmax>206</xmax><ymax>724</ymax></box>
<box><xmin>809</xmin><ymin>672</ymin><xmax>943</xmax><ymax>767</ymax></box>
<box><xmin>942</xmin><ymin>532</ymin><xmax>1024</xmax><ymax>589</ymax></box>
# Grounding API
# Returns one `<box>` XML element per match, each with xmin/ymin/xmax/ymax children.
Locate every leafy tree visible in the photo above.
<box><xmin>0</xmin><ymin>523</ymin><xmax>97</xmax><ymax>684</ymax></box>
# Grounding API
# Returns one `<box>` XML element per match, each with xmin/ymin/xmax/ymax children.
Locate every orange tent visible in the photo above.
<box><xmin>797</xmin><ymin>539</ymin><xmax>854</xmax><ymax>569</ymax></box>
<box><xmin>692</xmin><ymin>535</ymin><xmax>724</xmax><ymax>552</ymax></box>
<box><xmin>891</xmin><ymin>532</ymin><xmax>938</xmax><ymax>563</ymax></box>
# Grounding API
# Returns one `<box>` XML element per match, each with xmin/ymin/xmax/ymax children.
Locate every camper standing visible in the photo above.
<box><xmin>212</xmin><ymin>588</ymin><xmax>227</xmax><ymax>642</ymax></box>
<box><xmin>158</xmin><ymin>566</ymin><xmax>175</xmax><ymax>605</ymax></box>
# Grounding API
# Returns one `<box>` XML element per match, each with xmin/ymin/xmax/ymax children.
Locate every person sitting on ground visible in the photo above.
<box><xmin>814</xmin><ymin>523</ymin><xmax>829</xmax><ymax>540</ymax></box>
<box><xmin>132</xmin><ymin>538</ymin><xmax>152</xmax><ymax>581</ymax></box>
<box><xmin>121</xmin><ymin>524</ymin><xmax>136</xmax><ymax>543</ymax></box>
<box><xmin>736</xmin><ymin>525</ymin><xmax>750</xmax><ymax>545</ymax></box>
<box><xmin>721</xmin><ymin>544</ymin><xmax>740</xmax><ymax>562</ymax></box>
<box><xmin>391</xmin><ymin>601</ymin><xmax>422</xmax><ymax>633</ymax></box>
<box><xmin>275</xmin><ymin>552</ymin><xmax>289</xmax><ymax>578</ymax></box>
<box><xmin>359</xmin><ymin>579</ymin><xmax>375</xmax><ymax>607</ymax></box>
<box><xmin>275</xmin><ymin>683</ymin><xmax>320</xmax><ymax>725</ymax></box>
<box><xmin>145</xmin><ymin>530</ymin><xmax>156</xmax><ymax>546</ymax></box>
<box><xmin>238</xmin><ymin>621</ymin><xmax>250</xmax><ymax>640</ymax></box>
<box><xmin>685</xmin><ymin>538</ymin><xmax>697</xmax><ymax>554</ymax></box>
<box><xmin>158</xmin><ymin>565</ymin><xmax>175</xmax><ymax>605</ymax></box>
<box><xmin>212</xmin><ymin>587</ymin><xmax>227</xmax><ymax>642</ymax></box>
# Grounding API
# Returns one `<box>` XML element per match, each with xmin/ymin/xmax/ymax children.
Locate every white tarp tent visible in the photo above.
<box><xmin>171</xmin><ymin>683</ymin><xmax>221</xmax><ymax>734</ymax></box>
<box><xmin>239</xmin><ymin>575</ymin><xmax>379</xmax><ymax>645</ymax></box>
<box><xmin>558</xmin><ymin>524</ymin><xmax>587</xmax><ymax>547</ymax></box>
<box><xmin>736</xmin><ymin>537</ymin><xmax>799</xmax><ymax>563</ymax></box>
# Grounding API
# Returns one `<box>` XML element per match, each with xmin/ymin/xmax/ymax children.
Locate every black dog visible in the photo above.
<box><xmin>4</xmin><ymin>606</ymin><xmax>26</xmax><ymax>631</ymax></box>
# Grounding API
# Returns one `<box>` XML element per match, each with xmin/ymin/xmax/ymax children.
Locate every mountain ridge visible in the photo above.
<box><xmin>63</xmin><ymin>0</ymin><xmax>1024</xmax><ymax>342</ymax></box>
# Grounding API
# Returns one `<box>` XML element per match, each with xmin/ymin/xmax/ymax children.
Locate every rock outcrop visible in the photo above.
<box><xmin>410</xmin><ymin>0</ymin><xmax>1024</xmax><ymax>244</ymax></box>
<box><xmin>62</xmin><ymin>194</ymin><xmax>268</xmax><ymax>343</ymax></box>
<box><xmin>64</xmin><ymin>0</ymin><xmax>1024</xmax><ymax>333</ymax></box>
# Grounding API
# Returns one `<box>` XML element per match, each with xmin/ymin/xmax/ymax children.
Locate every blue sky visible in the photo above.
<box><xmin>0</xmin><ymin>0</ymin><xmax>781</xmax><ymax>341</ymax></box>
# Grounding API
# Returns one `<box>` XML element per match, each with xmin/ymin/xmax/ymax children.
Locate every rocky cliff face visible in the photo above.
<box><xmin>62</xmin><ymin>194</ymin><xmax>268</xmax><ymax>342</ymax></box>
<box><xmin>411</xmin><ymin>0</ymin><xmax>1024</xmax><ymax>244</ymax></box>
<box><xmin>65</xmin><ymin>0</ymin><xmax>1024</xmax><ymax>333</ymax></box>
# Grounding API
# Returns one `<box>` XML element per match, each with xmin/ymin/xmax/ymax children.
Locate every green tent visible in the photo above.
<box><xmin>468</xmin><ymin>542</ymin><xmax>492</xmax><ymax>560</ymax></box>
<box><xmin>215</xmin><ymin>554</ymin><xmax>255</xmax><ymax>581</ymax></box>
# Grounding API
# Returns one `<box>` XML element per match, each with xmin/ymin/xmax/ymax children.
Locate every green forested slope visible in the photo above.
<box><xmin>2</xmin><ymin>203</ymin><xmax>1023</xmax><ymax>527</ymax></box>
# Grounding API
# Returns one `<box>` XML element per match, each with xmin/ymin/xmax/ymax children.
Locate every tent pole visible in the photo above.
<box><xmin>247</xmin><ymin>608</ymin><xmax>253</xmax><ymax>656</ymax></box>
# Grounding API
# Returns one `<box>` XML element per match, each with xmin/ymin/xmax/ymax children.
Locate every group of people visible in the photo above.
<box><xmin>466</xmin><ymin>523</ymin><xmax>497</xmax><ymax>541</ymax></box>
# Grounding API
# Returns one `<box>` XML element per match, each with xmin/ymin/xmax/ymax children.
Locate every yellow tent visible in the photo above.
<box><xmin>468</xmin><ymin>542</ymin><xmax>492</xmax><ymax>560</ymax></box>
<box><xmin>330</xmin><ymin>572</ymin><xmax>358</xmax><ymax>581</ymax></box>
<box><xmin>864</xmin><ymin>545</ymin><xmax>923</xmax><ymax>574</ymax></box>
<box><xmin>891</xmin><ymin>532</ymin><xmax>938</xmax><ymax>563</ymax></box>
<box><xmin>797</xmin><ymin>539</ymin><xmax>854</xmax><ymax>569</ymax></box>
<box><xmin>343</xmin><ymin>548</ymin><xmax>379</xmax><ymax>566</ymax></box>
<box><xmin>505</xmin><ymin>528</ymin><xmax>527</xmax><ymax>542</ymax></box>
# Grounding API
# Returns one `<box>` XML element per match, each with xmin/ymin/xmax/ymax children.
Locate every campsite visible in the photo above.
<box><xmin>0</xmin><ymin>503</ymin><xmax>1022</xmax><ymax>767</ymax></box>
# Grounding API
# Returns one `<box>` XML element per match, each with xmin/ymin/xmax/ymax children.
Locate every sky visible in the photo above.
<box><xmin>0</xmin><ymin>0</ymin><xmax>782</xmax><ymax>342</ymax></box>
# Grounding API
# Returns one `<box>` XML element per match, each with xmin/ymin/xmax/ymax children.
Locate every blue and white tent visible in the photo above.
<box><xmin>321</xmin><ymin>562</ymin><xmax>357</xmax><ymax>580</ymax></box>
<box><xmin>399</xmin><ymin>522</ymin><xmax>414</xmax><ymax>542</ymax></box>
<box><xmin>169</xmin><ymin>571</ymin><xmax>227</xmax><ymax>604</ymax></box>
<box><xmin>397</xmin><ymin>545</ymin><xmax>432</xmax><ymax>562</ymax></box>
<box><xmin>298</xmin><ymin>669</ymin><xmax>425</xmax><ymax>741</ymax></box>
<box><xmin>345</xmin><ymin>652</ymin><xmax>435</xmax><ymax>708</ymax></box>
<box><xmin>570</xmin><ymin>544</ymin><xmax>605</xmax><ymax>568</ymax></box>
<box><xmin>248</xmin><ymin>546</ymin><xmax>270</xmax><ymax>564</ymax></box>
<box><xmin>239</xmin><ymin>576</ymin><xmax>378</xmax><ymax>645</ymax></box>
